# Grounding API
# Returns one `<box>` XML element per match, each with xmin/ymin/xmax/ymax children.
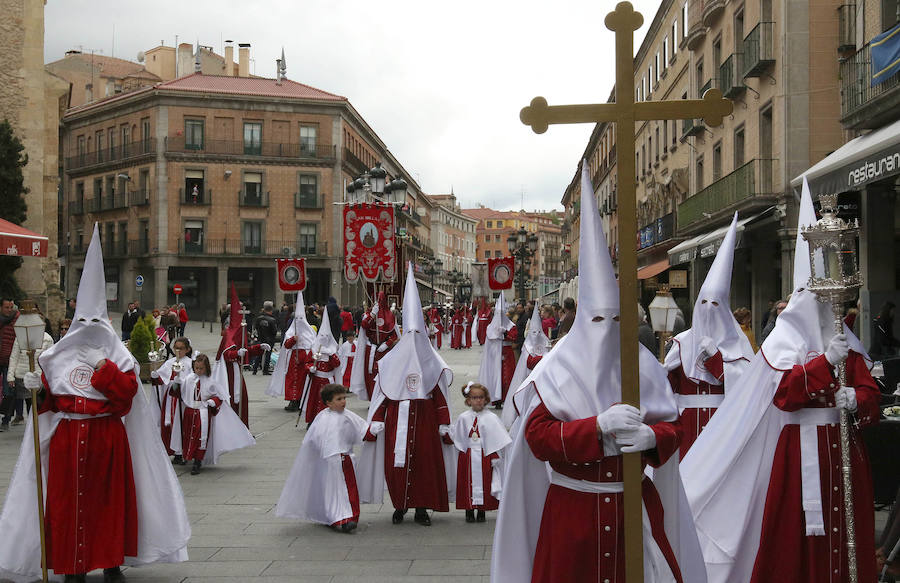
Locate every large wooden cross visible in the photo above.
<box><xmin>520</xmin><ymin>3</ymin><xmax>732</xmax><ymax>581</ymax></box>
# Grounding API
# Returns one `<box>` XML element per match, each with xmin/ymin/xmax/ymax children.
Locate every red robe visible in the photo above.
<box><xmin>342</xmin><ymin>343</ymin><xmax>356</xmax><ymax>387</ymax></box>
<box><xmin>364</xmin><ymin>388</ymin><xmax>452</xmax><ymax>511</ymax></box>
<box><xmin>668</xmin><ymin>351</ymin><xmax>724</xmax><ymax>457</ymax></box>
<box><xmin>526</xmin><ymin>354</ymin><xmax>543</xmax><ymax>370</ymax></box>
<box><xmin>749</xmin><ymin>352</ymin><xmax>879</xmax><ymax>583</ymax></box>
<box><xmin>456</xmin><ymin>418</ymin><xmax>501</xmax><ymax>511</ymax></box>
<box><xmin>304</xmin><ymin>353</ymin><xmax>341</xmax><ymax>424</ymax></box>
<box><xmin>360</xmin><ymin>312</ymin><xmax>399</xmax><ymax>399</ymax></box>
<box><xmin>525</xmin><ymin>401</ymin><xmax>683</xmax><ymax>583</ymax></box>
<box><xmin>222</xmin><ymin>345</ymin><xmax>261</xmax><ymax>427</ymax></box>
<box><xmin>464</xmin><ymin>313</ymin><xmax>474</xmax><ymax>348</ymax></box>
<box><xmin>477</xmin><ymin>310</ymin><xmax>492</xmax><ymax>345</ymax></box>
<box><xmin>450</xmin><ymin>313</ymin><xmax>464</xmax><ymax>349</ymax></box>
<box><xmin>282</xmin><ymin>337</ymin><xmax>313</xmax><ymax>402</ymax></box>
<box><xmin>39</xmin><ymin>362</ymin><xmax>139</xmax><ymax>575</ymax></box>
<box><xmin>181</xmin><ymin>380</ymin><xmax>222</xmax><ymax>462</ymax></box>
<box><xmin>500</xmin><ymin>327</ymin><xmax>518</xmax><ymax>402</ymax></box>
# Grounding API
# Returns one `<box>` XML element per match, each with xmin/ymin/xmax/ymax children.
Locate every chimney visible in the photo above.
<box><xmin>238</xmin><ymin>43</ymin><xmax>250</xmax><ymax>77</ymax></box>
<box><xmin>224</xmin><ymin>40</ymin><xmax>233</xmax><ymax>76</ymax></box>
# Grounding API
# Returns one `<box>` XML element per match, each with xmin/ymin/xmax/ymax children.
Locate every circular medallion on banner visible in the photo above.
<box><xmin>493</xmin><ymin>263</ymin><xmax>511</xmax><ymax>285</ymax></box>
<box><xmin>69</xmin><ymin>365</ymin><xmax>94</xmax><ymax>390</ymax></box>
<box><xmin>406</xmin><ymin>373</ymin><xmax>421</xmax><ymax>393</ymax></box>
<box><xmin>360</xmin><ymin>222</ymin><xmax>379</xmax><ymax>248</ymax></box>
<box><xmin>282</xmin><ymin>265</ymin><xmax>300</xmax><ymax>285</ymax></box>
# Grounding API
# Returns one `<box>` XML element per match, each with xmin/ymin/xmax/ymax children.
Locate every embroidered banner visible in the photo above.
<box><xmin>488</xmin><ymin>256</ymin><xmax>515</xmax><ymax>290</ymax></box>
<box><xmin>276</xmin><ymin>257</ymin><xmax>306</xmax><ymax>291</ymax></box>
<box><xmin>343</xmin><ymin>203</ymin><xmax>396</xmax><ymax>283</ymax></box>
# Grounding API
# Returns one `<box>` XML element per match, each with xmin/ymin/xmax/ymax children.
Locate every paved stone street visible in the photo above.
<box><xmin>0</xmin><ymin>318</ymin><xmax>491</xmax><ymax>582</ymax></box>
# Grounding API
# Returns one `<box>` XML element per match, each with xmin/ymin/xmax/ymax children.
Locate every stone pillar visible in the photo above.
<box><xmin>155</xmin><ymin>266</ymin><xmax>169</xmax><ymax>309</ymax></box>
<box><xmin>217</xmin><ymin>265</ymin><xmax>228</xmax><ymax>308</ymax></box>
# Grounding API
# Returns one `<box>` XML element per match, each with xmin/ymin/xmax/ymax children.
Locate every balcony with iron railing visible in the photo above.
<box><xmin>165</xmin><ymin>137</ymin><xmax>336</xmax><ymax>162</ymax></box>
<box><xmin>720</xmin><ymin>54</ymin><xmax>746</xmax><ymax>98</ymax></box>
<box><xmin>677</xmin><ymin>158</ymin><xmax>779</xmax><ymax>233</ymax></box>
<box><xmin>295</xmin><ymin>190</ymin><xmax>322</xmax><ymax>209</ymax></box>
<box><xmin>743</xmin><ymin>22</ymin><xmax>775</xmax><ymax>77</ymax></box>
<box><xmin>178</xmin><ymin>239</ymin><xmax>329</xmax><ymax>257</ymax></box>
<box><xmin>85</xmin><ymin>197</ymin><xmax>102</xmax><ymax>213</ymax></box>
<box><xmin>104</xmin><ymin>192</ymin><xmax>128</xmax><ymax>210</ymax></box>
<box><xmin>128</xmin><ymin>189</ymin><xmax>150</xmax><ymax>206</ymax></box>
<box><xmin>66</xmin><ymin>138</ymin><xmax>156</xmax><ymax>172</ymax></box>
<box><xmin>837</xmin><ymin>4</ymin><xmax>857</xmax><ymax>54</ymax></box>
<box><xmin>840</xmin><ymin>40</ymin><xmax>900</xmax><ymax>128</ymax></box>
<box><xmin>239</xmin><ymin>189</ymin><xmax>269</xmax><ymax>208</ymax></box>
<box><xmin>342</xmin><ymin>147</ymin><xmax>369</xmax><ymax>175</ymax></box>
<box><xmin>699</xmin><ymin>77</ymin><xmax>720</xmax><ymax>98</ymax></box>
<box><xmin>681</xmin><ymin>117</ymin><xmax>704</xmax><ymax>140</ymax></box>
<box><xmin>128</xmin><ymin>239</ymin><xmax>151</xmax><ymax>256</ymax></box>
<box><xmin>101</xmin><ymin>239</ymin><xmax>129</xmax><ymax>258</ymax></box>
<box><xmin>180</xmin><ymin>187</ymin><xmax>212</xmax><ymax>205</ymax></box>
<box><xmin>68</xmin><ymin>200</ymin><xmax>84</xmax><ymax>215</ymax></box>
<box><xmin>702</xmin><ymin>0</ymin><xmax>725</xmax><ymax>27</ymax></box>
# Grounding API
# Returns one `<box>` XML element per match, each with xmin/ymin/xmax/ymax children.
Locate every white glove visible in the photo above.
<box><xmin>237</xmin><ymin>348</ymin><xmax>248</xmax><ymax>357</ymax></box>
<box><xmin>150</xmin><ymin>369</ymin><xmax>160</xmax><ymax>379</ymax></box>
<box><xmin>368</xmin><ymin>421</ymin><xmax>385</xmax><ymax>435</ymax></box>
<box><xmin>835</xmin><ymin>386</ymin><xmax>857</xmax><ymax>412</ymax></box>
<box><xmin>596</xmin><ymin>404</ymin><xmax>643</xmax><ymax>435</ymax></box>
<box><xmin>824</xmin><ymin>334</ymin><xmax>849</xmax><ymax>366</ymax></box>
<box><xmin>438</xmin><ymin>424</ymin><xmax>451</xmax><ymax>436</ymax></box>
<box><xmin>490</xmin><ymin>457</ymin><xmax>502</xmax><ymax>468</ymax></box>
<box><xmin>23</xmin><ymin>371</ymin><xmax>42</xmax><ymax>390</ymax></box>
<box><xmin>206</xmin><ymin>399</ymin><xmax>218</xmax><ymax>408</ymax></box>
<box><xmin>697</xmin><ymin>336</ymin><xmax>717</xmax><ymax>360</ymax></box>
<box><xmin>615</xmin><ymin>424</ymin><xmax>657</xmax><ymax>453</ymax></box>
<box><xmin>260</xmin><ymin>343</ymin><xmax>272</xmax><ymax>352</ymax></box>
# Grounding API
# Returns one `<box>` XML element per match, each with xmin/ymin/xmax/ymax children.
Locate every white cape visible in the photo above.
<box><xmin>0</xmin><ymin>367</ymin><xmax>191</xmax><ymax>581</ymax></box>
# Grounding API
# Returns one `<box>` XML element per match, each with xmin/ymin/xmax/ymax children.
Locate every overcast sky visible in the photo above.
<box><xmin>45</xmin><ymin>0</ymin><xmax>662</xmax><ymax>212</ymax></box>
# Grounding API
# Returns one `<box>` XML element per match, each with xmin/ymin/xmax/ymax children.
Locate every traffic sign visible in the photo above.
<box><xmin>135</xmin><ymin>275</ymin><xmax>144</xmax><ymax>288</ymax></box>
<box><xmin>173</xmin><ymin>284</ymin><xmax>183</xmax><ymax>295</ymax></box>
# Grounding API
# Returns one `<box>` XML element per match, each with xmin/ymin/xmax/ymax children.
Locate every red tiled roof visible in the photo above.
<box><xmin>156</xmin><ymin>73</ymin><xmax>346</xmax><ymax>101</ymax></box>
<box><xmin>461</xmin><ymin>208</ymin><xmax>521</xmax><ymax>220</ymax></box>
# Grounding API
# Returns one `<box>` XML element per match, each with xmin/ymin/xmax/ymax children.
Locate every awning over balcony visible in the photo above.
<box><xmin>792</xmin><ymin>117</ymin><xmax>900</xmax><ymax>197</ymax></box>
<box><xmin>668</xmin><ymin>210</ymin><xmax>770</xmax><ymax>265</ymax></box>
<box><xmin>637</xmin><ymin>259</ymin><xmax>670</xmax><ymax>280</ymax></box>
<box><xmin>0</xmin><ymin>218</ymin><xmax>48</xmax><ymax>257</ymax></box>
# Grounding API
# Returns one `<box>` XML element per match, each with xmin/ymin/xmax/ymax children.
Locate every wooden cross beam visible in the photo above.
<box><xmin>519</xmin><ymin>3</ymin><xmax>733</xmax><ymax>582</ymax></box>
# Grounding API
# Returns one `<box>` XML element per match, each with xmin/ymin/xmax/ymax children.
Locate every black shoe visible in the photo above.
<box><xmin>465</xmin><ymin>510</ymin><xmax>476</xmax><ymax>523</ymax></box>
<box><xmin>172</xmin><ymin>455</ymin><xmax>186</xmax><ymax>465</ymax></box>
<box><xmin>262</xmin><ymin>371</ymin><xmax>272</xmax><ymax>375</ymax></box>
<box><xmin>284</xmin><ymin>400</ymin><xmax>299</xmax><ymax>412</ymax></box>
<box><xmin>340</xmin><ymin>521</ymin><xmax>358</xmax><ymax>532</ymax></box>
<box><xmin>392</xmin><ymin>508</ymin><xmax>407</xmax><ymax>524</ymax></box>
<box><xmin>414</xmin><ymin>508</ymin><xmax>431</xmax><ymax>526</ymax></box>
<box><xmin>476</xmin><ymin>510</ymin><xmax>486</xmax><ymax>523</ymax></box>
<box><xmin>190</xmin><ymin>460</ymin><xmax>201</xmax><ymax>475</ymax></box>
<box><xmin>103</xmin><ymin>566</ymin><xmax>126</xmax><ymax>582</ymax></box>
<box><xmin>64</xmin><ymin>575</ymin><xmax>87</xmax><ymax>583</ymax></box>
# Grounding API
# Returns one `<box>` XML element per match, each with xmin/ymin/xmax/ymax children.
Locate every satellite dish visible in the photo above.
<box><xmin>136</xmin><ymin>51</ymin><xmax>145</xmax><ymax>63</ymax></box>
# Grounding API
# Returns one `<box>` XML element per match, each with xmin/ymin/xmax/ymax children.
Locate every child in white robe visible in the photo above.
<box><xmin>276</xmin><ymin>384</ymin><xmax>368</xmax><ymax>532</ymax></box>
<box><xmin>450</xmin><ymin>382</ymin><xmax>511</xmax><ymax>523</ymax></box>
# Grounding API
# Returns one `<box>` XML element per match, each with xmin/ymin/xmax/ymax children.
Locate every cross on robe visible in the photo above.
<box><xmin>519</xmin><ymin>3</ymin><xmax>733</xmax><ymax>581</ymax></box>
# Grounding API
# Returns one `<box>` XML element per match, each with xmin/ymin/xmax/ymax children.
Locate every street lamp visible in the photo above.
<box><xmin>448</xmin><ymin>269</ymin><xmax>465</xmax><ymax>303</ymax></box>
<box><xmin>507</xmin><ymin>226</ymin><xmax>539</xmax><ymax>302</ymax></box>
<box><xmin>648</xmin><ymin>285</ymin><xmax>680</xmax><ymax>361</ymax></box>
<box><xmin>423</xmin><ymin>257</ymin><xmax>443</xmax><ymax>306</ymax></box>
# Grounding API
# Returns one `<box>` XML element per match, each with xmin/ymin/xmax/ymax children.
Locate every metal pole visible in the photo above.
<box><xmin>27</xmin><ymin>350</ymin><xmax>48</xmax><ymax>583</ymax></box>
<box><xmin>832</xmin><ymin>301</ymin><xmax>858</xmax><ymax>583</ymax></box>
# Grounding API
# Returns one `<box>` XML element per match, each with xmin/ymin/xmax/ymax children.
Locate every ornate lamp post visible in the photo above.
<box><xmin>648</xmin><ymin>285</ymin><xmax>680</xmax><ymax>361</ymax></box>
<box><xmin>507</xmin><ymin>227</ymin><xmax>538</xmax><ymax>302</ymax></box>
<box><xmin>13</xmin><ymin>299</ymin><xmax>49</xmax><ymax>582</ymax></box>
<box><xmin>422</xmin><ymin>257</ymin><xmax>443</xmax><ymax>306</ymax></box>
<box><xmin>800</xmin><ymin>192</ymin><xmax>862</xmax><ymax>583</ymax></box>
<box><xmin>448</xmin><ymin>269</ymin><xmax>465</xmax><ymax>303</ymax></box>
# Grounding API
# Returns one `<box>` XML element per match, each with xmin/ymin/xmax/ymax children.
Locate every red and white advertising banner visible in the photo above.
<box><xmin>488</xmin><ymin>256</ymin><xmax>515</xmax><ymax>290</ymax></box>
<box><xmin>343</xmin><ymin>203</ymin><xmax>396</xmax><ymax>283</ymax></box>
<box><xmin>276</xmin><ymin>257</ymin><xmax>307</xmax><ymax>291</ymax></box>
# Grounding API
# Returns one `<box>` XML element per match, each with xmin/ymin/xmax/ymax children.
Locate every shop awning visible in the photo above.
<box><xmin>791</xmin><ymin>117</ymin><xmax>900</xmax><ymax>197</ymax></box>
<box><xmin>667</xmin><ymin>210</ymin><xmax>770</xmax><ymax>265</ymax></box>
<box><xmin>637</xmin><ymin>259</ymin><xmax>670</xmax><ymax>280</ymax></box>
<box><xmin>0</xmin><ymin>218</ymin><xmax>48</xmax><ymax>257</ymax></box>
<box><xmin>414</xmin><ymin>277</ymin><xmax>452</xmax><ymax>298</ymax></box>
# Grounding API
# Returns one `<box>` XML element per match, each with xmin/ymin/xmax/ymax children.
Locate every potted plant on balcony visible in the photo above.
<box><xmin>128</xmin><ymin>315</ymin><xmax>163</xmax><ymax>382</ymax></box>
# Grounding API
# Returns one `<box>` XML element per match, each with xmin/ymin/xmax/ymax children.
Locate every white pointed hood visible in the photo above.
<box><xmin>511</xmin><ymin>162</ymin><xmax>675</xmax><ymax>424</ymax></box>
<box><xmin>284</xmin><ymin>291</ymin><xmax>316</xmax><ymax>349</ymax></box>
<box><xmin>523</xmin><ymin>303</ymin><xmax>551</xmax><ymax>356</ymax></box>
<box><xmin>375</xmin><ymin>262</ymin><xmax>452</xmax><ymax>400</ymax></box>
<box><xmin>40</xmin><ymin>224</ymin><xmax>135</xmax><ymax>392</ymax></box>
<box><xmin>486</xmin><ymin>292</ymin><xmax>514</xmax><ymax>340</ymax></box>
<box><xmin>313</xmin><ymin>308</ymin><xmax>338</xmax><ymax>357</ymax></box>
<box><xmin>666</xmin><ymin>212</ymin><xmax>753</xmax><ymax>382</ymax></box>
<box><xmin>761</xmin><ymin>177</ymin><xmax>866</xmax><ymax>369</ymax></box>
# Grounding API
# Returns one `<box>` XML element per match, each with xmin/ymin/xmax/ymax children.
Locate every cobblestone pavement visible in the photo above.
<box><xmin>0</xmin><ymin>319</ymin><xmax>491</xmax><ymax>582</ymax></box>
